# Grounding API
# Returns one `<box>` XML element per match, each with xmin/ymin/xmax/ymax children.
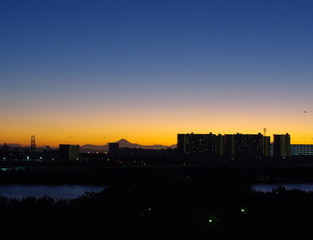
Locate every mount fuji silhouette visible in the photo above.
<box><xmin>80</xmin><ymin>139</ymin><xmax>176</xmax><ymax>153</ymax></box>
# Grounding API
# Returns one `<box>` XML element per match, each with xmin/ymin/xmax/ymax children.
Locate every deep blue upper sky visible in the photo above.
<box><xmin>1</xmin><ymin>0</ymin><xmax>313</xmax><ymax>146</ymax></box>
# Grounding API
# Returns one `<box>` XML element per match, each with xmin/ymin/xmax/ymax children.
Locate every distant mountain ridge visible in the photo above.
<box><xmin>80</xmin><ymin>139</ymin><xmax>176</xmax><ymax>153</ymax></box>
<box><xmin>1</xmin><ymin>143</ymin><xmax>22</xmax><ymax>148</ymax></box>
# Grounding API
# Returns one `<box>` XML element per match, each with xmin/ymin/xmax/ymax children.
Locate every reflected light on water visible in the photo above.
<box><xmin>0</xmin><ymin>184</ymin><xmax>107</xmax><ymax>200</ymax></box>
<box><xmin>253</xmin><ymin>183</ymin><xmax>313</xmax><ymax>193</ymax></box>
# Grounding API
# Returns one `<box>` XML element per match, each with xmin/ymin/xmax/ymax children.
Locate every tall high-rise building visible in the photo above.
<box><xmin>223</xmin><ymin>134</ymin><xmax>235</xmax><ymax>159</ymax></box>
<box><xmin>263</xmin><ymin>136</ymin><xmax>271</xmax><ymax>157</ymax></box>
<box><xmin>234</xmin><ymin>133</ymin><xmax>267</xmax><ymax>160</ymax></box>
<box><xmin>59</xmin><ymin>144</ymin><xmax>80</xmax><ymax>161</ymax></box>
<box><xmin>215</xmin><ymin>134</ymin><xmax>224</xmax><ymax>156</ymax></box>
<box><xmin>224</xmin><ymin>133</ymin><xmax>269</xmax><ymax>161</ymax></box>
<box><xmin>109</xmin><ymin>142</ymin><xmax>119</xmax><ymax>156</ymax></box>
<box><xmin>178</xmin><ymin>132</ymin><xmax>270</xmax><ymax>161</ymax></box>
<box><xmin>273</xmin><ymin>133</ymin><xmax>291</xmax><ymax>159</ymax></box>
<box><xmin>177</xmin><ymin>133</ymin><xmax>218</xmax><ymax>156</ymax></box>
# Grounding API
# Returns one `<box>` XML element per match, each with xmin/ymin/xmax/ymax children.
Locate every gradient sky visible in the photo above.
<box><xmin>1</xmin><ymin>0</ymin><xmax>313</xmax><ymax>147</ymax></box>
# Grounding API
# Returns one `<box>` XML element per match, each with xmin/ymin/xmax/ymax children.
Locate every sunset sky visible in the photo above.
<box><xmin>1</xmin><ymin>0</ymin><xmax>313</xmax><ymax>147</ymax></box>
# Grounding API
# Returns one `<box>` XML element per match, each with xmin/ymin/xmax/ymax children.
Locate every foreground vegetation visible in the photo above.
<box><xmin>1</xmin><ymin>176</ymin><xmax>313</xmax><ymax>239</ymax></box>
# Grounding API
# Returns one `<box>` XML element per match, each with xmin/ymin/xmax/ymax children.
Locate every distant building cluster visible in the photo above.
<box><xmin>2</xmin><ymin>132</ymin><xmax>313</xmax><ymax>165</ymax></box>
<box><xmin>177</xmin><ymin>132</ymin><xmax>291</xmax><ymax>161</ymax></box>
<box><xmin>59</xmin><ymin>144</ymin><xmax>80</xmax><ymax>161</ymax></box>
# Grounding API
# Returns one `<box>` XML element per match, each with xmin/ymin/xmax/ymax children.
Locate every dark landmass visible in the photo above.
<box><xmin>2</xmin><ymin>138</ymin><xmax>177</xmax><ymax>153</ymax></box>
<box><xmin>1</xmin><ymin>162</ymin><xmax>313</xmax><ymax>239</ymax></box>
<box><xmin>2</xmin><ymin>160</ymin><xmax>313</xmax><ymax>185</ymax></box>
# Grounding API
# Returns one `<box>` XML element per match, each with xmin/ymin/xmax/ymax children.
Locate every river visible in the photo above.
<box><xmin>1</xmin><ymin>183</ymin><xmax>313</xmax><ymax>200</ymax></box>
<box><xmin>252</xmin><ymin>183</ymin><xmax>313</xmax><ymax>192</ymax></box>
<box><xmin>0</xmin><ymin>184</ymin><xmax>106</xmax><ymax>200</ymax></box>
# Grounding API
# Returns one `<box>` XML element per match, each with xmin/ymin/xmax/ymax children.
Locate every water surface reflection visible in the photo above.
<box><xmin>0</xmin><ymin>184</ymin><xmax>106</xmax><ymax>199</ymax></box>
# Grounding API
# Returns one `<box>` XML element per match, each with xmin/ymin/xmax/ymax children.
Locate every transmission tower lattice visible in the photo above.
<box><xmin>31</xmin><ymin>135</ymin><xmax>36</xmax><ymax>153</ymax></box>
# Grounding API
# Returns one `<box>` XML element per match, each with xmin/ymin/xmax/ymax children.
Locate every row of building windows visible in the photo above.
<box><xmin>177</xmin><ymin>132</ymin><xmax>291</xmax><ymax>160</ymax></box>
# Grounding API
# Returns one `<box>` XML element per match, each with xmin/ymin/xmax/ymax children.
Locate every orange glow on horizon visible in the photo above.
<box><xmin>1</xmin><ymin>126</ymin><xmax>313</xmax><ymax>148</ymax></box>
<box><xmin>1</xmin><ymin>103</ymin><xmax>313</xmax><ymax>147</ymax></box>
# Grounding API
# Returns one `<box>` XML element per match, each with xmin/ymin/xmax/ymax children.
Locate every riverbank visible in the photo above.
<box><xmin>2</xmin><ymin>162</ymin><xmax>313</xmax><ymax>238</ymax></box>
<box><xmin>1</xmin><ymin>178</ymin><xmax>313</xmax><ymax>239</ymax></box>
